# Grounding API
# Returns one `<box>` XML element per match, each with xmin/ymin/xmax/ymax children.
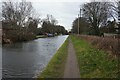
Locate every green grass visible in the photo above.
<box><xmin>36</xmin><ymin>35</ymin><xmax>47</xmax><ymax>38</ymax></box>
<box><xmin>70</xmin><ymin>35</ymin><xmax>119</xmax><ymax>78</ymax></box>
<box><xmin>38</xmin><ymin>36</ymin><xmax>69</xmax><ymax>78</ymax></box>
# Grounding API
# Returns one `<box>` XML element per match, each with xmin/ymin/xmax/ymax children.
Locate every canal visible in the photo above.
<box><xmin>2</xmin><ymin>35</ymin><xmax>68</xmax><ymax>78</ymax></box>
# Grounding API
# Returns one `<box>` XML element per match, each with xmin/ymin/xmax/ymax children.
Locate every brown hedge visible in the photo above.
<box><xmin>77</xmin><ymin>35</ymin><xmax>120</xmax><ymax>56</ymax></box>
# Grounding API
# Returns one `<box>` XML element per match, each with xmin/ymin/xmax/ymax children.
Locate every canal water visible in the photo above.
<box><xmin>2</xmin><ymin>35</ymin><xmax>68</xmax><ymax>78</ymax></box>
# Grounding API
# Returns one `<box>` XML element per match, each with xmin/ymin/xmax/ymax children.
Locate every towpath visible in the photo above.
<box><xmin>64</xmin><ymin>38</ymin><xmax>80</xmax><ymax>78</ymax></box>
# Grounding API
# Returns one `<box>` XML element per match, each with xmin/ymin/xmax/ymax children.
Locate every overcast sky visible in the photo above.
<box><xmin>0</xmin><ymin>0</ymin><xmax>115</xmax><ymax>30</ymax></box>
<box><xmin>26</xmin><ymin>0</ymin><xmax>91</xmax><ymax>30</ymax></box>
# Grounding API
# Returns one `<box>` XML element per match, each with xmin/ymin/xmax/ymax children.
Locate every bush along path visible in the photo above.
<box><xmin>71</xmin><ymin>35</ymin><xmax>119</xmax><ymax>78</ymax></box>
<box><xmin>64</xmin><ymin>38</ymin><xmax>80</xmax><ymax>78</ymax></box>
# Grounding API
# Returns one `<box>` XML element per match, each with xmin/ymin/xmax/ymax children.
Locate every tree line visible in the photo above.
<box><xmin>2</xmin><ymin>0</ymin><xmax>67</xmax><ymax>43</ymax></box>
<box><xmin>38</xmin><ymin>14</ymin><xmax>68</xmax><ymax>35</ymax></box>
<box><xmin>72</xmin><ymin>1</ymin><xmax>120</xmax><ymax>36</ymax></box>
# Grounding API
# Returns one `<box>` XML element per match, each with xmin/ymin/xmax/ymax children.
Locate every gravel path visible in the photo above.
<box><xmin>64</xmin><ymin>38</ymin><xmax>80</xmax><ymax>78</ymax></box>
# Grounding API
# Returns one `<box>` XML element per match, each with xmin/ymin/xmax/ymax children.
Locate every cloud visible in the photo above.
<box><xmin>32</xmin><ymin>2</ymin><xmax>84</xmax><ymax>30</ymax></box>
<box><xmin>27</xmin><ymin>0</ymin><xmax>90</xmax><ymax>2</ymax></box>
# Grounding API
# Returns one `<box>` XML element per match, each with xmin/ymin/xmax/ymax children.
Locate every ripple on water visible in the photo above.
<box><xmin>2</xmin><ymin>35</ymin><xmax>68</xmax><ymax>78</ymax></box>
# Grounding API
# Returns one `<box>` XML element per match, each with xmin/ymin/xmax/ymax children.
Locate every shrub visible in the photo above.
<box><xmin>77</xmin><ymin>35</ymin><xmax>120</xmax><ymax>56</ymax></box>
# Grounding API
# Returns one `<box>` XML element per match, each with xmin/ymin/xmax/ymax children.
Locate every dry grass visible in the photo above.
<box><xmin>76</xmin><ymin>35</ymin><xmax>120</xmax><ymax>56</ymax></box>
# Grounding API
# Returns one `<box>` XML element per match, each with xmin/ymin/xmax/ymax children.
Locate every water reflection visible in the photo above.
<box><xmin>2</xmin><ymin>35</ymin><xmax>68</xmax><ymax>78</ymax></box>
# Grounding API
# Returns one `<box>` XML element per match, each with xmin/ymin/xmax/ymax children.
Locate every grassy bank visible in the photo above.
<box><xmin>36</xmin><ymin>35</ymin><xmax>47</xmax><ymax>38</ymax></box>
<box><xmin>70</xmin><ymin>35</ymin><xmax>119</xmax><ymax>78</ymax></box>
<box><xmin>38</xmin><ymin>36</ymin><xmax>69</xmax><ymax>78</ymax></box>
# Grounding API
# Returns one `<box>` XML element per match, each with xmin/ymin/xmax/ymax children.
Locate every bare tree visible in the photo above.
<box><xmin>82</xmin><ymin>2</ymin><xmax>111</xmax><ymax>35</ymax></box>
<box><xmin>50</xmin><ymin>15</ymin><xmax>58</xmax><ymax>25</ymax></box>
<box><xmin>110</xmin><ymin>0</ymin><xmax>120</xmax><ymax>33</ymax></box>
<box><xmin>2</xmin><ymin>0</ymin><xmax>34</xmax><ymax>27</ymax></box>
<box><xmin>118</xmin><ymin>1</ymin><xmax>120</xmax><ymax>34</ymax></box>
<box><xmin>18</xmin><ymin>0</ymin><xmax>33</xmax><ymax>27</ymax></box>
<box><xmin>109</xmin><ymin>0</ymin><xmax>119</xmax><ymax>21</ymax></box>
<box><xmin>44</xmin><ymin>14</ymin><xmax>58</xmax><ymax>25</ymax></box>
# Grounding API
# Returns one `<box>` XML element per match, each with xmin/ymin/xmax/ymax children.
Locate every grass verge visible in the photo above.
<box><xmin>38</xmin><ymin>36</ymin><xmax>69</xmax><ymax>78</ymax></box>
<box><xmin>70</xmin><ymin>35</ymin><xmax>119</xmax><ymax>78</ymax></box>
<box><xmin>36</xmin><ymin>35</ymin><xmax>47</xmax><ymax>38</ymax></box>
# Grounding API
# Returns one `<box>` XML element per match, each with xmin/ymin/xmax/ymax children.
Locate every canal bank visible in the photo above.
<box><xmin>39</xmin><ymin>36</ymin><xmax>69</xmax><ymax>78</ymax></box>
<box><xmin>39</xmin><ymin>35</ymin><xmax>81</xmax><ymax>78</ymax></box>
<box><xmin>38</xmin><ymin>35</ymin><xmax>119</xmax><ymax>78</ymax></box>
